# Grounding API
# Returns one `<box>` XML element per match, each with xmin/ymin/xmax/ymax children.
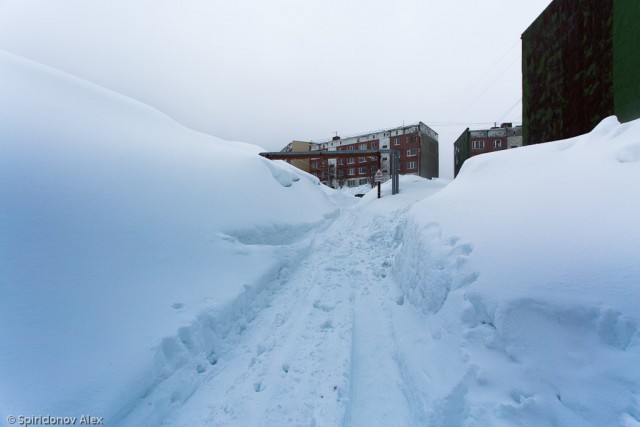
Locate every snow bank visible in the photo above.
<box><xmin>396</xmin><ymin>116</ymin><xmax>640</xmax><ymax>425</ymax></box>
<box><xmin>0</xmin><ymin>50</ymin><xmax>340</xmax><ymax>422</ymax></box>
<box><xmin>3</xmin><ymin>44</ymin><xmax>639</xmax><ymax>426</ymax></box>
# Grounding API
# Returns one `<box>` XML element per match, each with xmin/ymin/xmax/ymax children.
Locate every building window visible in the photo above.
<box><xmin>359</xmin><ymin>167</ymin><xmax>367</xmax><ymax>174</ymax></box>
<box><xmin>406</xmin><ymin>148</ymin><xmax>417</xmax><ymax>156</ymax></box>
<box><xmin>347</xmin><ymin>157</ymin><xmax>355</xmax><ymax>164</ymax></box>
<box><xmin>493</xmin><ymin>140</ymin><xmax>502</xmax><ymax>148</ymax></box>
<box><xmin>371</xmin><ymin>142</ymin><xmax>378</xmax><ymax>149</ymax></box>
<box><xmin>338</xmin><ymin>170</ymin><xmax>344</xmax><ymax>178</ymax></box>
<box><xmin>358</xmin><ymin>157</ymin><xmax>366</xmax><ymax>162</ymax></box>
<box><xmin>472</xmin><ymin>140</ymin><xmax>485</xmax><ymax>149</ymax></box>
<box><xmin>359</xmin><ymin>143</ymin><xmax>367</xmax><ymax>150</ymax></box>
<box><xmin>347</xmin><ymin>179</ymin><xmax>356</xmax><ymax>187</ymax></box>
<box><xmin>407</xmin><ymin>161</ymin><xmax>417</xmax><ymax>169</ymax></box>
<box><xmin>348</xmin><ymin>168</ymin><xmax>355</xmax><ymax>176</ymax></box>
<box><xmin>338</xmin><ymin>158</ymin><xmax>344</xmax><ymax>165</ymax></box>
<box><xmin>358</xmin><ymin>178</ymin><xmax>368</xmax><ymax>185</ymax></box>
<box><xmin>370</xmin><ymin>165</ymin><xmax>376</xmax><ymax>173</ymax></box>
<box><xmin>394</xmin><ymin>138</ymin><xmax>401</xmax><ymax>146</ymax></box>
<box><xmin>348</xmin><ymin>146</ymin><xmax>355</xmax><ymax>151</ymax></box>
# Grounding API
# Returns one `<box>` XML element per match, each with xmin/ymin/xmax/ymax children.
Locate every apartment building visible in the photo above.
<box><xmin>453</xmin><ymin>123</ymin><xmax>522</xmax><ymax>177</ymax></box>
<box><xmin>308</xmin><ymin>122</ymin><xmax>439</xmax><ymax>188</ymax></box>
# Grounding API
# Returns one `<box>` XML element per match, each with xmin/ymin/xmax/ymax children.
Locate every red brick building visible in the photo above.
<box><xmin>334</xmin><ymin>138</ymin><xmax>380</xmax><ymax>187</ymax></box>
<box><xmin>309</xmin><ymin>158</ymin><xmax>331</xmax><ymax>182</ymax></box>
<box><xmin>303</xmin><ymin>122</ymin><xmax>438</xmax><ymax>188</ymax></box>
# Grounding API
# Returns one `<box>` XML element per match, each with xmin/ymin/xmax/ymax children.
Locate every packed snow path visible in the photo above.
<box><xmin>119</xmin><ymin>181</ymin><xmax>446</xmax><ymax>427</ymax></box>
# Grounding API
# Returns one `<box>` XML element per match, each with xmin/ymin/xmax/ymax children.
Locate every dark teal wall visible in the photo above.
<box><xmin>613</xmin><ymin>0</ymin><xmax>640</xmax><ymax>123</ymax></box>
<box><xmin>453</xmin><ymin>128</ymin><xmax>469</xmax><ymax>178</ymax></box>
<box><xmin>522</xmin><ymin>0</ymin><xmax>614</xmax><ymax>145</ymax></box>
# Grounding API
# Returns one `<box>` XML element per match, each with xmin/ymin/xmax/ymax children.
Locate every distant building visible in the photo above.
<box><xmin>521</xmin><ymin>0</ymin><xmax>640</xmax><ymax>145</ymax></box>
<box><xmin>309</xmin><ymin>156</ymin><xmax>332</xmax><ymax>184</ymax></box>
<box><xmin>280</xmin><ymin>140</ymin><xmax>315</xmax><ymax>173</ymax></box>
<box><xmin>453</xmin><ymin>123</ymin><xmax>522</xmax><ymax>177</ymax></box>
<box><xmin>300</xmin><ymin>122</ymin><xmax>438</xmax><ymax>188</ymax></box>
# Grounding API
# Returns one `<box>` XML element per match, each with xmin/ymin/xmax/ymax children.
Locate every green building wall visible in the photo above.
<box><xmin>522</xmin><ymin>0</ymin><xmax>614</xmax><ymax>145</ymax></box>
<box><xmin>613</xmin><ymin>1</ymin><xmax>640</xmax><ymax>123</ymax></box>
<box><xmin>522</xmin><ymin>0</ymin><xmax>640</xmax><ymax>145</ymax></box>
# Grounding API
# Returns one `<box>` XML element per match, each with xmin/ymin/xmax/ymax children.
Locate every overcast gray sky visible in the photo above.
<box><xmin>0</xmin><ymin>0</ymin><xmax>551</xmax><ymax>178</ymax></box>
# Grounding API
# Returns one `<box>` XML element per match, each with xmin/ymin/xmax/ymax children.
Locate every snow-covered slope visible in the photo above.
<box><xmin>2</xmin><ymin>46</ymin><xmax>639</xmax><ymax>427</ymax></box>
<box><xmin>396</xmin><ymin>116</ymin><xmax>640</xmax><ymax>425</ymax></box>
<box><xmin>0</xmin><ymin>50</ymin><xmax>343</xmax><ymax>421</ymax></box>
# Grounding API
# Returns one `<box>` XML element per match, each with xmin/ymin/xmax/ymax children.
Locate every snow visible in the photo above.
<box><xmin>2</xmin><ymin>48</ymin><xmax>639</xmax><ymax>427</ymax></box>
<box><xmin>0</xmin><ymin>49</ymin><xmax>343</xmax><ymax>422</ymax></box>
<box><xmin>338</xmin><ymin>182</ymin><xmax>374</xmax><ymax>197</ymax></box>
<box><xmin>395</xmin><ymin>117</ymin><xmax>640</xmax><ymax>425</ymax></box>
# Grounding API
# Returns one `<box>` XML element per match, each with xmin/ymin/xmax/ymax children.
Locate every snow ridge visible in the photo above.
<box><xmin>393</xmin><ymin>117</ymin><xmax>640</xmax><ymax>426</ymax></box>
<box><xmin>394</xmin><ymin>220</ymin><xmax>478</xmax><ymax>314</ymax></box>
<box><xmin>113</xmin><ymin>235</ymin><xmax>317</xmax><ymax>425</ymax></box>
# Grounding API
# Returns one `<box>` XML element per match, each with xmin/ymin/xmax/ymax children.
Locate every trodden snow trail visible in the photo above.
<box><xmin>120</xmin><ymin>178</ymin><xmax>448</xmax><ymax>427</ymax></box>
<box><xmin>342</xmin><ymin>204</ymin><xmax>415</xmax><ymax>427</ymax></box>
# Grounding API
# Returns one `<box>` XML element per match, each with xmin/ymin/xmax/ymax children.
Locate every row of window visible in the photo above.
<box><xmin>341</xmin><ymin>165</ymin><xmax>377</xmax><ymax>176</ymax></box>
<box><xmin>345</xmin><ymin>178</ymin><xmax>371</xmax><ymax>187</ymax></box>
<box><xmin>339</xmin><ymin>135</ymin><xmax>418</xmax><ymax>150</ymax></box>
<box><xmin>312</xmin><ymin>144</ymin><xmax>418</xmax><ymax>172</ymax></box>
<box><xmin>338</xmin><ymin>161</ymin><xmax>417</xmax><ymax>175</ymax></box>
<box><xmin>332</xmin><ymin>148</ymin><xmax>417</xmax><ymax>166</ymax></box>
<box><xmin>393</xmin><ymin>135</ymin><xmax>417</xmax><ymax>146</ymax></box>
<box><xmin>324</xmin><ymin>159</ymin><xmax>417</xmax><ymax>181</ymax></box>
<box><xmin>339</xmin><ymin>156</ymin><xmax>371</xmax><ymax>165</ymax></box>
<box><xmin>471</xmin><ymin>140</ymin><xmax>503</xmax><ymax>149</ymax></box>
<box><xmin>314</xmin><ymin>160</ymin><xmax>417</xmax><ymax>172</ymax></box>
<box><xmin>340</xmin><ymin>142</ymin><xmax>379</xmax><ymax>151</ymax></box>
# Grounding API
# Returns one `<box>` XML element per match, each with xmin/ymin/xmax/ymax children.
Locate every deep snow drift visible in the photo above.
<box><xmin>0</xmin><ymin>49</ymin><xmax>345</xmax><ymax>422</ymax></box>
<box><xmin>1</xmin><ymin>48</ymin><xmax>639</xmax><ymax>427</ymax></box>
<box><xmin>395</xmin><ymin>116</ymin><xmax>640</xmax><ymax>426</ymax></box>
